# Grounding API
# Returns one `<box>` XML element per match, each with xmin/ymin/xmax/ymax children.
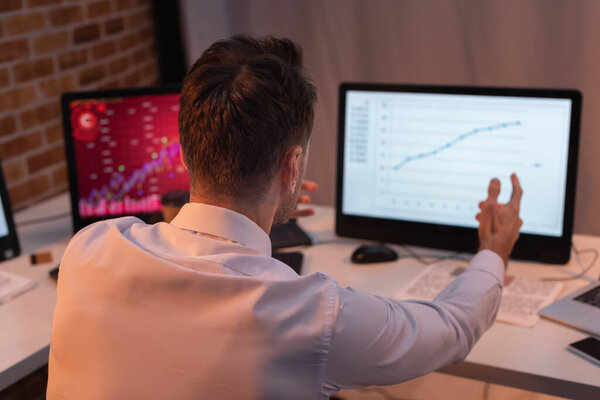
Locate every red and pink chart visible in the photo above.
<box><xmin>70</xmin><ymin>93</ymin><xmax>189</xmax><ymax>218</ymax></box>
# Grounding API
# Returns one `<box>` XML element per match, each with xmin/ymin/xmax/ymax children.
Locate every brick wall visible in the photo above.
<box><xmin>0</xmin><ymin>0</ymin><xmax>159</xmax><ymax>210</ymax></box>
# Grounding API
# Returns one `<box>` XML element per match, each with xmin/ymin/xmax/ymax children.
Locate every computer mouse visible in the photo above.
<box><xmin>351</xmin><ymin>244</ymin><xmax>399</xmax><ymax>264</ymax></box>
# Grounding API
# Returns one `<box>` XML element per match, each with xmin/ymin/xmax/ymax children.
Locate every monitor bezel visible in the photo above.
<box><xmin>335</xmin><ymin>83</ymin><xmax>582</xmax><ymax>264</ymax></box>
<box><xmin>0</xmin><ymin>161</ymin><xmax>20</xmax><ymax>261</ymax></box>
<box><xmin>61</xmin><ymin>85</ymin><xmax>182</xmax><ymax>233</ymax></box>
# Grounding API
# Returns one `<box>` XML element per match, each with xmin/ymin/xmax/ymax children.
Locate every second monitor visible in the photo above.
<box><xmin>61</xmin><ymin>86</ymin><xmax>314</xmax><ymax>250</ymax></box>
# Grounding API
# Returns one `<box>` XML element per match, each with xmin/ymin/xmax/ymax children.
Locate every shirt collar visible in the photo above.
<box><xmin>170</xmin><ymin>202</ymin><xmax>272</xmax><ymax>256</ymax></box>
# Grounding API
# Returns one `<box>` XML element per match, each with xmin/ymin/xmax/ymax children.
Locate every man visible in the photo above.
<box><xmin>47</xmin><ymin>36</ymin><xmax>522</xmax><ymax>399</ymax></box>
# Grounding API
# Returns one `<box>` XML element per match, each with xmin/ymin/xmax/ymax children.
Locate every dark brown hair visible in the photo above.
<box><xmin>178</xmin><ymin>35</ymin><xmax>317</xmax><ymax>201</ymax></box>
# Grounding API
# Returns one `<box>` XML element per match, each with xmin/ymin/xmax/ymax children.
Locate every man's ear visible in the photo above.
<box><xmin>280</xmin><ymin>145</ymin><xmax>303</xmax><ymax>192</ymax></box>
<box><xmin>180</xmin><ymin>147</ymin><xmax>188</xmax><ymax>170</ymax></box>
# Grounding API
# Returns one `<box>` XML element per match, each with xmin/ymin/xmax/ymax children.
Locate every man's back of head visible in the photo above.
<box><xmin>178</xmin><ymin>35</ymin><xmax>317</xmax><ymax>204</ymax></box>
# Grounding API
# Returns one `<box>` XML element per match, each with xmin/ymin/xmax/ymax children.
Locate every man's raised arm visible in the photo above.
<box><xmin>322</xmin><ymin>175</ymin><xmax>523</xmax><ymax>393</ymax></box>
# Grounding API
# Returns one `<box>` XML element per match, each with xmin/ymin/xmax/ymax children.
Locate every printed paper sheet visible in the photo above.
<box><xmin>395</xmin><ymin>261</ymin><xmax>564</xmax><ymax>328</ymax></box>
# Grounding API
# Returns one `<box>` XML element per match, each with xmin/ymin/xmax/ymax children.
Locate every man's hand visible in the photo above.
<box><xmin>290</xmin><ymin>180</ymin><xmax>318</xmax><ymax>219</ymax></box>
<box><xmin>476</xmin><ymin>174</ymin><xmax>523</xmax><ymax>267</ymax></box>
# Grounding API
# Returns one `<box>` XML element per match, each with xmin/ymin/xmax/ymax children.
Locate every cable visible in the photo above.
<box><xmin>312</xmin><ymin>239</ymin><xmax>468</xmax><ymax>265</ymax></box>
<box><xmin>541</xmin><ymin>244</ymin><xmax>599</xmax><ymax>282</ymax></box>
<box><xmin>396</xmin><ymin>244</ymin><xmax>466</xmax><ymax>265</ymax></box>
<box><xmin>15</xmin><ymin>211</ymin><xmax>72</xmax><ymax>227</ymax></box>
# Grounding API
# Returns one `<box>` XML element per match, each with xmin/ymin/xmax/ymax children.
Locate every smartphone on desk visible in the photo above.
<box><xmin>568</xmin><ymin>337</ymin><xmax>600</xmax><ymax>367</ymax></box>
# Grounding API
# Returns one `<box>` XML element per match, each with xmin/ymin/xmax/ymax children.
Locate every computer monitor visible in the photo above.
<box><xmin>62</xmin><ymin>86</ymin><xmax>188</xmax><ymax>232</ymax></box>
<box><xmin>336</xmin><ymin>83</ymin><xmax>581</xmax><ymax>264</ymax></box>
<box><xmin>0</xmin><ymin>161</ymin><xmax>20</xmax><ymax>261</ymax></box>
<box><xmin>61</xmin><ymin>86</ymin><xmax>313</xmax><ymax>250</ymax></box>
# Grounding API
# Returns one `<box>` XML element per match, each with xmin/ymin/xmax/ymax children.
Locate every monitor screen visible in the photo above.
<box><xmin>342</xmin><ymin>91</ymin><xmax>572</xmax><ymax>237</ymax></box>
<box><xmin>63</xmin><ymin>87</ymin><xmax>189</xmax><ymax>230</ymax></box>
<box><xmin>336</xmin><ymin>84</ymin><xmax>581</xmax><ymax>264</ymax></box>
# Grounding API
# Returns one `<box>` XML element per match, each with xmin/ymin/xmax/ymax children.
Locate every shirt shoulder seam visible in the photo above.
<box><xmin>316</xmin><ymin>276</ymin><xmax>340</xmax><ymax>398</ymax></box>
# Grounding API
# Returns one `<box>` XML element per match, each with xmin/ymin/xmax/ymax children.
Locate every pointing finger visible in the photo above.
<box><xmin>508</xmin><ymin>173</ymin><xmax>522</xmax><ymax>212</ymax></box>
<box><xmin>297</xmin><ymin>194</ymin><xmax>311</xmax><ymax>204</ymax></box>
<box><xmin>301</xmin><ymin>181</ymin><xmax>318</xmax><ymax>192</ymax></box>
<box><xmin>486</xmin><ymin>178</ymin><xmax>501</xmax><ymax>204</ymax></box>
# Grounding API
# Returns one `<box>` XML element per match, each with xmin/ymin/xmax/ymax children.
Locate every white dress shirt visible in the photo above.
<box><xmin>48</xmin><ymin>203</ymin><xmax>504</xmax><ymax>399</ymax></box>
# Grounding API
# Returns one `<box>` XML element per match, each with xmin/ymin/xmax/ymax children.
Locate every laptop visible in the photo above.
<box><xmin>540</xmin><ymin>282</ymin><xmax>600</xmax><ymax>336</ymax></box>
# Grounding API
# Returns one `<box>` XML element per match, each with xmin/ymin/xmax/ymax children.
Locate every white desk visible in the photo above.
<box><xmin>0</xmin><ymin>193</ymin><xmax>71</xmax><ymax>391</ymax></box>
<box><xmin>0</xmin><ymin>194</ymin><xmax>599</xmax><ymax>397</ymax></box>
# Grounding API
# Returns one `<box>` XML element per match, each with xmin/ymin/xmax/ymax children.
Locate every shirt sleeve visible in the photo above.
<box><xmin>322</xmin><ymin>250</ymin><xmax>504</xmax><ymax>393</ymax></box>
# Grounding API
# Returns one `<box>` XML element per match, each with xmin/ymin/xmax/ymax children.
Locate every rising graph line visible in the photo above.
<box><xmin>392</xmin><ymin>121</ymin><xmax>521</xmax><ymax>170</ymax></box>
<box><xmin>87</xmin><ymin>142</ymin><xmax>181</xmax><ymax>202</ymax></box>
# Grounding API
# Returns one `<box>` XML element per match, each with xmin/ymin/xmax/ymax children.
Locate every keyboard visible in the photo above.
<box><xmin>272</xmin><ymin>251</ymin><xmax>303</xmax><ymax>275</ymax></box>
<box><xmin>574</xmin><ymin>285</ymin><xmax>600</xmax><ymax>307</ymax></box>
<box><xmin>269</xmin><ymin>219</ymin><xmax>312</xmax><ymax>249</ymax></box>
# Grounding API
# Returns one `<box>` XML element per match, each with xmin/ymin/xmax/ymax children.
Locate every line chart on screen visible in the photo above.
<box><xmin>375</xmin><ymin>117</ymin><xmax>526</xmax><ymax>217</ymax></box>
<box><xmin>342</xmin><ymin>92</ymin><xmax>572</xmax><ymax>236</ymax></box>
